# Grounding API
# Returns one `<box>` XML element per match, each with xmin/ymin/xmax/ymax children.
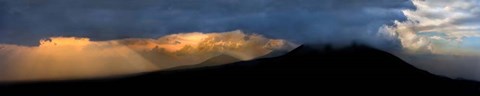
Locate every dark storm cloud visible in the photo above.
<box><xmin>0</xmin><ymin>0</ymin><xmax>414</xmax><ymax>48</ymax></box>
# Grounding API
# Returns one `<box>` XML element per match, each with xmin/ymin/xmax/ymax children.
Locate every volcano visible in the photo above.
<box><xmin>1</xmin><ymin>45</ymin><xmax>479</xmax><ymax>95</ymax></box>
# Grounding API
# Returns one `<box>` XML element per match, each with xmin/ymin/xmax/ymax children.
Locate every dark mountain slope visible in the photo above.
<box><xmin>1</xmin><ymin>45</ymin><xmax>479</xmax><ymax>95</ymax></box>
<box><xmin>167</xmin><ymin>54</ymin><xmax>241</xmax><ymax>70</ymax></box>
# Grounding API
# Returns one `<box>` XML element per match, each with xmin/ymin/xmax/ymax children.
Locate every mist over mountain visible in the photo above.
<box><xmin>0</xmin><ymin>31</ymin><xmax>297</xmax><ymax>82</ymax></box>
<box><xmin>1</xmin><ymin>0</ymin><xmax>480</xmax><ymax>95</ymax></box>
<box><xmin>1</xmin><ymin>45</ymin><xmax>479</xmax><ymax>95</ymax></box>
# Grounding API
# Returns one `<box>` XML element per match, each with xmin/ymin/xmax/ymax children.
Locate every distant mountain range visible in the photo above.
<box><xmin>168</xmin><ymin>54</ymin><xmax>241</xmax><ymax>70</ymax></box>
<box><xmin>1</xmin><ymin>45</ymin><xmax>479</xmax><ymax>95</ymax></box>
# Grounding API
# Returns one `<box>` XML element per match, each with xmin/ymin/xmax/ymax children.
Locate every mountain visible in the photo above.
<box><xmin>1</xmin><ymin>45</ymin><xmax>479</xmax><ymax>95</ymax></box>
<box><xmin>167</xmin><ymin>54</ymin><xmax>241</xmax><ymax>70</ymax></box>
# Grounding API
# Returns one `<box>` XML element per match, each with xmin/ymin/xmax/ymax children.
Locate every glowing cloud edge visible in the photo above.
<box><xmin>0</xmin><ymin>30</ymin><xmax>299</xmax><ymax>82</ymax></box>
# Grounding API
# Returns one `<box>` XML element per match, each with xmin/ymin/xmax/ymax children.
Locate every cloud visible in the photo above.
<box><xmin>384</xmin><ymin>0</ymin><xmax>480</xmax><ymax>80</ymax></box>
<box><xmin>15</xmin><ymin>0</ymin><xmax>480</xmax><ymax>82</ymax></box>
<box><xmin>0</xmin><ymin>0</ymin><xmax>423</xmax><ymax>81</ymax></box>
<box><xmin>0</xmin><ymin>0</ymin><xmax>413</xmax><ymax>82</ymax></box>
<box><xmin>0</xmin><ymin>30</ymin><xmax>297</xmax><ymax>82</ymax></box>
<box><xmin>0</xmin><ymin>0</ymin><xmax>413</xmax><ymax>48</ymax></box>
<box><xmin>384</xmin><ymin>0</ymin><xmax>480</xmax><ymax>55</ymax></box>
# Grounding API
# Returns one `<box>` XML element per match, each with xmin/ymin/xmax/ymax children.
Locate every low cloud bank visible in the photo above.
<box><xmin>0</xmin><ymin>30</ymin><xmax>297</xmax><ymax>82</ymax></box>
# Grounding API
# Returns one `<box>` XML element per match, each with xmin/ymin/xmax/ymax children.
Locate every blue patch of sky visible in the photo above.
<box><xmin>417</xmin><ymin>31</ymin><xmax>447</xmax><ymax>37</ymax></box>
<box><xmin>462</xmin><ymin>37</ymin><xmax>480</xmax><ymax>49</ymax></box>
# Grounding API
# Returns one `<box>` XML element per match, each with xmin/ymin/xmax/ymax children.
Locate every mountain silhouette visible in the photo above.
<box><xmin>1</xmin><ymin>45</ymin><xmax>479</xmax><ymax>95</ymax></box>
<box><xmin>168</xmin><ymin>54</ymin><xmax>241</xmax><ymax>70</ymax></box>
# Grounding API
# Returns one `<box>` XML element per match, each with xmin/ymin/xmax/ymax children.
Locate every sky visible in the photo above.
<box><xmin>0</xmin><ymin>0</ymin><xmax>413</xmax><ymax>47</ymax></box>
<box><xmin>0</xmin><ymin>0</ymin><xmax>480</xmax><ymax>81</ymax></box>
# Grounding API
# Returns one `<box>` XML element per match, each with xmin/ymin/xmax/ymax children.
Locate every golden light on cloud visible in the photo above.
<box><xmin>0</xmin><ymin>30</ymin><xmax>298</xmax><ymax>82</ymax></box>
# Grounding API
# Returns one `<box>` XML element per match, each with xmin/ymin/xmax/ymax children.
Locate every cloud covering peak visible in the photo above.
<box><xmin>384</xmin><ymin>0</ymin><xmax>480</xmax><ymax>80</ymax></box>
<box><xmin>0</xmin><ymin>31</ymin><xmax>297</xmax><ymax>82</ymax></box>
<box><xmin>3</xmin><ymin>0</ymin><xmax>480</xmax><ymax>82</ymax></box>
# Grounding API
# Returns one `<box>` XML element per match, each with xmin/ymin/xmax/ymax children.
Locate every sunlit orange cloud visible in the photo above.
<box><xmin>0</xmin><ymin>30</ymin><xmax>299</xmax><ymax>82</ymax></box>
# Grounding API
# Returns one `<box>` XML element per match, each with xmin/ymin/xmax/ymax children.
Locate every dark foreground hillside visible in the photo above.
<box><xmin>1</xmin><ymin>45</ymin><xmax>479</xmax><ymax>95</ymax></box>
